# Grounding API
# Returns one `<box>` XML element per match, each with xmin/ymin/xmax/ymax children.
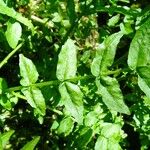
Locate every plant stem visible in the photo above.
<box><xmin>7</xmin><ymin>75</ymin><xmax>94</xmax><ymax>92</ymax></box>
<box><xmin>0</xmin><ymin>43</ymin><xmax>23</xmax><ymax>69</ymax></box>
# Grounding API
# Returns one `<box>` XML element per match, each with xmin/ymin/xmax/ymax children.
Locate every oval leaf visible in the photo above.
<box><xmin>5</xmin><ymin>20</ymin><xmax>22</xmax><ymax>48</ymax></box>
<box><xmin>128</xmin><ymin>18</ymin><xmax>150</xmax><ymax>70</ymax></box>
<box><xmin>57</xmin><ymin>117</ymin><xmax>74</xmax><ymax>136</ymax></box>
<box><xmin>19</xmin><ymin>54</ymin><xmax>39</xmax><ymax>86</ymax></box>
<box><xmin>59</xmin><ymin>82</ymin><xmax>83</xmax><ymax>124</ymax></box>
<box><xmin>96</xmin><ymin>77</ymin><xmax>130</xmax><ymax>115</ymax></box>
<box><xmin>56</xmin><ymin>39</ymin><xmax>77</xmax><ymax>81</ymax></box>
<box><xmin>21</xmin><ymin>87</ymin><xmax>46</xmax><ymax>116</ymax></box>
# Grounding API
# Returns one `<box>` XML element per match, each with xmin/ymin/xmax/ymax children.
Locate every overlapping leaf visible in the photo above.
<box><xmin>91</xmin><ymin>32</ymin><xmax>123</xmax><ymax>76</ymax></box>
<box><xmin>96</xmin><ymin>77</ymin><xmax>130</xmax><ymax>114</ymax></box>
<box><xmin>56</xmin><ymin>39</ymin><xmax>77</xmax><ymax>81</ymax></box>
<box><xmin>59</xmin><ymin>82</ymin><xmax>83</xmax><ymax>124</ymax></box>
<box><xmin>0</xmin><ymin>0</ymin><xmax>34</xmax><ymax>30</ymax></box>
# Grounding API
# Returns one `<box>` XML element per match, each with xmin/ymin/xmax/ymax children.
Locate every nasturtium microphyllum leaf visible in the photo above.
<box><xmin>74</xmin><ymin>126</ymin><xmax>93</xmax><ymax>148</ymax></box>
<box><xmin>21</xmin><ymin>87</ymin><xmax>46</xmax><ymax>116</ymax></box>
<box><xmin>96</xmin><ymin>77</ymin><xmax>130</xmax><ymax>115</ymax></box>
<box><xmin>57</xmin><ymin>117</ymin><xmax>74</xmax><ymax>136</ymax></box>
<box><xmin>5</xmin><ymin>20</ymin><xmax>22</xmax><ymax>48</ymax></box>
<box><xmin>0</xmin><ymin>95</ymin><xmax>12</xmax><ymax>110</ymax></box>
<box><xmin>95</xmin><ymin>123</ymin><xmax>122</xmax><ymax>150</ymax></box>
<box><xmin>0</xmin><ymin>78</ymin><xmax>7</xmax><ymax>94</ymax></box>
<box><xmin>19</xmin><ymin>54</ymin><xmax>39</xmax><ymax>86</ymax></box>
<box><xmin>21</xmin><ymin>136</ymin><xmax>40</xmax><ymax>150</ymax></box>
<box><xmin>84</xmin><ymin>111</ymin><xmax>99</xmax><ymax>127</ymax></box>
<box><xmin>137</xmin><ymin>66</ymin><xmax>150</xmax><ymax>98</ymax></box>
<box><xmin>56</xmin><ymin>39</ymin><xmax>77</xmax><ymax>81</ymax></box>
<box><xmin>59</xmin><ymin>82</ymin><xmax>83</xmax><ymax>124</ymax></box>
<box><xmin>91</xmin><ymin>32</ymin><xmax>123</xmax><ymax>76</ymax></box>
<box><xmin>0</xmin><ymin>0</ymin><xmax>34</xmax><ymax>30</ymax></box>
<box><xmin>128</xmin><ymin>18</ymin><xmax>150</xmax><ymax>70</ymax></box>
<box><xmin>1</xmin><ymin>130</ymin><xmax>14</xmax><ymax>148</ymax></box>
<box><xmin>101</xmin><ymin>123</ymin><xmax>122</xmax><ymax>139</ymax></box>
<box><xmin>95</xmin><ymin>136</ymin><xmax>108</xmax><ymax>150</ymax></box>
<box><xmin>95</xmin><ymin>136</ymin><xmax>121</xmax><ymax>150</ymax></box>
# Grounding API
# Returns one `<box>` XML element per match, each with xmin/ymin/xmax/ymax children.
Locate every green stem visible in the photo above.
<box><xmin>0</xmin><ymin>43</ymin><xmax>24</xmax><ymax>69</ymax></box>
<box><xmin>7</xmin><ymin>75</ymin><xmax>94</xmax><ymax>92</ymax></box>
<box><xmin>12</xmin><ymin>91</ymin><xmax>27</xmax><ymax>100</ymax></box>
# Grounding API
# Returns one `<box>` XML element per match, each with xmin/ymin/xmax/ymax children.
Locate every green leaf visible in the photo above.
<box><xmin>91</xmin><ymin>32</ymin><xmax>123</xmax><ymax>76</ymax></box>
<box><xmin>95</xmin><ymin>136</ymin><xmax>121</xmax><ymax>150</ymax></box>
<box><xmin>0</xmin><ymin>78</ymin><xmax>7</xmax><ymax>95</ymax></box>
<box><xmin>1</xmin><ymin>130</ymin><xmax>14</xmax><ymax>148</ymax></box>
<box><xmin>19</xmin><ymin>54</ymin><xmax>39</xmax><ymax>86</ymax></box>
<box><xmin>96</xmin><ymin>77</ymin><xmax>130</xmax><ymax>114</ymax></box>
<box><xmin>128</xmin><ymin>18</ymin><xmax>150</xmax><ymax>70</ymax></box>
<box><xmin>56</xmin><ymin>39</ymin><xmax>77</xmax><ymax>81</ymax></box>
<box><xmin>101</xmin><ymin>123</ymin><xmax>121</xmax><ymax>139</ymax></box>
<box><xmin>5</xmin><ymin>20</ymin><xmax>22</xmax><ymax>48</ymax></box>
<box><xmin>21</xmin><ymin>87</ymin><xmax>46</xmax><ymax>116</ymax></box>
<box><xmin>21</xmin><ymin>136</ymin><xmax>40</xmax><ymax>150</ymax></box>
<box><xmin>0</xmin><ymin>95</ymin><xmax>12</xmax><ymax>110</ymax></box>
<box><xmin>67</xmin><ymin>0</ymin><xmax>76</xmax><ymax>24</ymax></box>
<box><xmin>108</xmin><ymin>14</ymin><xmax>120</xmax><ymax>27</ymax></box>
<box><xmin>75</xmin><ymin>126</ymin><xmax>93</xmax><ymax>148</ymax></box>
<box><xmin>95</xmin><ymin>136</ymin><xmax>107</xmax><ymax>150</ymax></box>
<box><xmin>137</xmin><ymin>66</ymin><xmax>150</xmax><ymax>98</ymax></box>
<box><xmin>0</xmin><ymin>0</ymin><xmax>34</xmax><ymax>30</ymax></box>
<box><xmin>95</xmin><ymin>123</ymin><xmax>122</xmax><ymax>150</ymax></box>
<box><xmin>84</xmin><ymin>111</ymin><xmax>98</xmax><ymax>127</ymax></box>
<box><xmin>57</xmin><ymin>117</ymin><xmax>74</xmax><ymax>136</ymax></box>
<box><xmin>59</xmin><ymin>82</ymin><xmax>83</xmax><ymax>124</ymax></box>
<box><xmin>0</xmin><ymin>137</ymin><xmax>2</xmax><ymax>150</ymax></box>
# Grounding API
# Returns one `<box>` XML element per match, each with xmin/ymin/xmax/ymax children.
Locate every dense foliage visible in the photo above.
<box><xmin>0</xmin><ymin>0</ymin><xmax>150</xmax><ymax>149</ymax></box>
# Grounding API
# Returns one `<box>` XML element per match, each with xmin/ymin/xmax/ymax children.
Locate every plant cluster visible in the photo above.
<box><xmin>0</xmin><ymin>0</ymin><xmax>150</xmax><ymax>149</ymax></box>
